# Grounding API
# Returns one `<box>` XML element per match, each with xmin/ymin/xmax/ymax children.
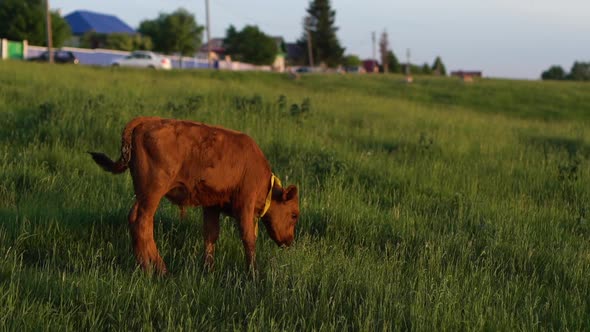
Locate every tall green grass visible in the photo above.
<box><xmin>0</xmin><ymin>61</ymin><xmax>589</xmax><ymax>330</ymax></box>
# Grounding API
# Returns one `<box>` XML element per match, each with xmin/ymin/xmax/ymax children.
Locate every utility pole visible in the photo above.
<box><xmin>305</xmin><ymin>17</ymin><xmax>314</xmax><ymax>67</ymax></box>
<box><xmin>205</xmin><ymin>0</ymin><xmax>211</xmax><ymax>68</ymax></box>
<box><xmin>405</xmin><ymin>48</ymin><xmax>413</xmax><ymax>83</ymax></box>
<box><xmin>405</xmin><ymin>48</ymin><xmax>411</xmax><ymax>76</ymax></box>
<box><xmin>371</xmin><ymin>31</ymin><xmax>377</xmax><ymax>73</ymax></box>
<box><xmin>372</xmin><ymin>31</ymin><xmax>376</xmax><ymax>62</ymax></box>
<box><xmin>45</xmin><ymin>0</ymin><xmax>53</xmax><ymax>63</ymax></box>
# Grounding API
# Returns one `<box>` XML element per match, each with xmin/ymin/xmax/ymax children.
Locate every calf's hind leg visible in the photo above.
<box><xmin>202</xmin><ymin>207</ymin><xmax>220</xmax><ymax>271</ymax></box>
<box><xmin>128</xmin><ymin>194</ymin><xmax>167</xmax><ymax>275</ymax></box>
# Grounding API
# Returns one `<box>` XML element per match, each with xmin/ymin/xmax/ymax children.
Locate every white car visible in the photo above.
<box><xmin>111</xmin><ymin>51</ymin><xmax>172</xmax><ymax>70</ymax></box>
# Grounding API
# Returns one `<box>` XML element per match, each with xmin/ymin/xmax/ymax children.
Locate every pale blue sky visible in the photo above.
<box><xmin>52</xmin><ymin>0</ymin><xmax>590</xmax><ymax>79</ymax></box>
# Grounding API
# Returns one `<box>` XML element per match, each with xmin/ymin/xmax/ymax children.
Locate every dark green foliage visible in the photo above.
<box><xmin>541</xmin><ymin>62</ymin><xmax>590</xmax><ymax>81</ymax></box>
<box><xmin>387</xmin><ymin>50</ymin><xmax>401</xmax><ymax>73</ymax></box>
<box><xmin>298</xmin><ymin>0</ymin><xmax>345</xmax><ymax>67</ymax></box>
<box><xmin>541</xmin><ymin>65</ymin><xmax>566</xmax><ymax>80</ymax></box>
<box><xmin>233</xmin><ymin>94</ymin><xmax>264</xmax><ymax>112</ymax></box>
<box><xmin>0</xmin><ymin>0</ymin><xmax>71</xmax><ymax>47</ymax></box>
<box><xmin>343</xmin><ymin>54</ymin><xmax>361</xmax><ymax>67</ymax></box>
<box><xmin>568</xmin><ymin>62</ymin><xmax>590</xmax><ymax>81</ymax></box>
<box><xmin>277</xmin><ymin>95</ymin><xmax>287</xmax><ymax>111</ymax></box>
<box><xmin>289</xmin><ymin>97</ymin><xmax>312</xmax><ymax>117</ymax></box>
<box><xmin>401</xmin><ymin>63</ymin><xmax>431</xmax><ymax>75</ymax></box>
<box><xmin>81</xmin><ymin>32</ymin><xmax>153</xmax><ymax>51</ymax></box>
<box><xmin>431</xmin><ymin>56</ymin><xmax>447</xmax><ymax>76</ymax></box>
<box><xmin>165</xmin><ymin>95</ymin><xmax>205</xmax><ymax>117</ymax></box>
<box><xmin>224</xmin><ymin>25</ymin><xmax>278</xmax><ymax>65</ymax></box>
<box><xmin>558</xmin><ymin>157</ymin><xmax>581</xmax><ymax>182</ymax></box>
<box><xmin>138</xmin><ymin>8</ymin><xmax>203</xmax><ymax>56</ymax></box>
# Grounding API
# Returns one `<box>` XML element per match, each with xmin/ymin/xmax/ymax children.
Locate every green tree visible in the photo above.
<box><xmin>223</xmin><ymin>25</ymin><xmax>277</xmax><ymax>65</ymax></box>
<box><xmin>541</xmin><ymin>65</ymin><xmax>566</xmax><ymax>81</ymax></box>
<box><xmin>342</xmin><ymin>54</ymin><xmax>361</xmax><ymax>67</ymax></box>
<box><xmin>431</xmin><ymin>56</ymin><xmax>447</xmax><ymax>76</ymax></box>
<box><xmin>0</xmin><ymin>0</ymin><xmax>71</xmax><ymax>47</ymax></box>
<box><xmin>567</xmin><ymin>62</ymin><xmax>590</xmax><ymax>81</ymax></box>
<box><xmin>421</xmin><ymin>63</ymin><xmax>432</xmax><ymax>75</ymax></box>
<box><xmin>138</xmin><ymin>8</ymin><xmax>203</xmax><ymax>56</ymax></box>
<box><xmin>81</xmin><ymin>32</ymin><xmax>152</xmax><ymax>51</ymax></box>
<box><xmin>387</xmin><ymin>51</ymin><xmax>401</xmax><ymax>73</ymax></box>
<box><xmin>298</xmin><ymin>0</ymin><xmax>345</xmax><ymax>67</ymax></box>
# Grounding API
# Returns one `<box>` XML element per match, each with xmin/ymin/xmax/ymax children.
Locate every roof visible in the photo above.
<box><xmin>65</xmin><ymin>10</ymin><xmax>135</xmax><ymax>35</ymax></box>
<box><xmin>200</xmin><ymin>38</ymin><xmax>225</xmax><ymax>53</ymax></box>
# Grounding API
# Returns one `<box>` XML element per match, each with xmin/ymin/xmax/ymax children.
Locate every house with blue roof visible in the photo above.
<box><xmin>64</xmin><ymin>10</ymin><xmax>135</xmax><ymax>47</ymax></box>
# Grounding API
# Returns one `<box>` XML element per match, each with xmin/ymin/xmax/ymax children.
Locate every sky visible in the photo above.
<box><xmin>52</xmin><ymin>0</ymin><xmax>590</xmax><ymax>79</ymax></box>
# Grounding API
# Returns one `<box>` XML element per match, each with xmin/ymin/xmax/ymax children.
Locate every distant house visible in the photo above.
<box><xmin>362</xmin><ymin>59</ymin><xmax>379</xmax><ymax>73</ymax></box>
<box><xmin>451</xmin><ymin>70</ymin><xmax>483</xmax><ymax>82</ymax></box>
<box><xmin>199</xmin><ymin>38</ymin><xmax>226</xmax><ymax>60</ymax></box>
<box><xmin>64</xmin><ymin>10</ymin><xmax>136</xmax><ymax>47</ymax></box>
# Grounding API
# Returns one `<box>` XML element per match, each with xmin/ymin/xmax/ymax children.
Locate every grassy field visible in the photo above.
<box><xmin>0</xmin><ymin>61</ymin><xmax>589</xmax><ymax>330</ymax></box>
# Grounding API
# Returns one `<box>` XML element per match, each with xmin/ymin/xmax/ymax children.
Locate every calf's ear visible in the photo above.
<box><xmin>283</xmin><ymin>185</ymin><xmax>298</xmax><ymax>201</ymax></box>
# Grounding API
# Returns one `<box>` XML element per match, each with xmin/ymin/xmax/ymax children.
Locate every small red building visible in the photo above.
<box><xmin>362</xmin><ymin>59</ymin><xmax>379</xmax><ymax>73</ymax></box>
<box><xmin>451</xmin><ymin>70</ymin><xmax>483</xmax><ymax>82</ymax></box>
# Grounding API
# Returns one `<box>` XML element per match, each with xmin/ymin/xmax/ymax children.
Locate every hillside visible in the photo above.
<box><xmin>0</xmin><ymin>61</ymin><xmax>589</xmax><ymax>330</ymax></box>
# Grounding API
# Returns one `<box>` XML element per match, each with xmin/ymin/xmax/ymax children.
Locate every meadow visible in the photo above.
<box><xmin>0</xmin><ymin>61</ymin><xmax>589</xmax><ymax>330</ymax></box>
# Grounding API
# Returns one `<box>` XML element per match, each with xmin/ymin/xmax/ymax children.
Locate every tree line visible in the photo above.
<box><xmin>541</xmin><ymin>62</ymin><xmax>590</xmax><ymax>81</ymax></box>
<box><xmin>1</xmin><ymin>0</ymin><xmax>448</xmax><ymax>72</ymax></box>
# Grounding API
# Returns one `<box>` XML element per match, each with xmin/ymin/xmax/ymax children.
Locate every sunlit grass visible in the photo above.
<box><xmin>0</xmin><ymin>61</ymin><xmax>589</xmax><ymax>330</ymax></box>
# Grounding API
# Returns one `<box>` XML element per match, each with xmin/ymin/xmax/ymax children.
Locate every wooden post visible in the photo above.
<box><xmin>22</xmin><ymin>40</ymin><xmax>28</xmax><ymax>60</ymax></box>
<box><xmin>205</xmin><ymin>0</ymin><xmax>211</xmax><ymax>68</ymax></box>
<box><xmin>0</xmin><ymin>39</ymin><xmax>7</xmax><ymax>60</ymax></box>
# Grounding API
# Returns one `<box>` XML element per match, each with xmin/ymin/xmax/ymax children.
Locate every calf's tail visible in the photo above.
<box><xmin>89</xmin><ymin>117</ymin><xmax>156</xmax><ymax>174</ymax></box>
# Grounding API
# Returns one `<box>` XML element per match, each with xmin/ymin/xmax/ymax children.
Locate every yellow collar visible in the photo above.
<box><xmin>260</xmin><ymin>173</ymin><xmax>281</xmax><ymax>218</ymax></box>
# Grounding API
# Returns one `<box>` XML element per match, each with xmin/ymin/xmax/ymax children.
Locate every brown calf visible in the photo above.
<box><xmin>90</xmin><ymin>117</ymin><xmax>299</xmax><ymax>274</ymax></box>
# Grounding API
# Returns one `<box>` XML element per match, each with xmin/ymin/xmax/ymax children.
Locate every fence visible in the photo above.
<box><xmin>22</xmin><ymin>44</ymin><xmax>272</xmax><ymax>71</ymax></box>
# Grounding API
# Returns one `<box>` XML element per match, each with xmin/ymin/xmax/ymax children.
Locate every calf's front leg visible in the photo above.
<box><xmin>238</xmin><ymin>208</ymin><xmax>257</xmax><ymax>272</ymax></box>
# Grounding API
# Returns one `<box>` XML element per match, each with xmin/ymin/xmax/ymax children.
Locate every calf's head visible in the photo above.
<box><xmin>262</xmin><ymin>185</ymin><xmax>299</xmax><ymax>247</ymax></box>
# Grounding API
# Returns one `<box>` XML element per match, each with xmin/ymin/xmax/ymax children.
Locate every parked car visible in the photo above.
<box><xmin>345</xmin><ymin>66</ymin><xmax>365</xmax><ymax>74</ymax></box>
<box><xmin>295</xmin><ymin>66</ymin><xmax>312</xmax><ymax>73</ymax></box>
<box><xmin>28</xmin><ymin>50</ymin><xmax>79</xmax><ymax>64</ymax></box>
<box><xmin>111</xmin><ymin>51</ymin><xmax>172</xmax><ymax>70</ymax></box>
